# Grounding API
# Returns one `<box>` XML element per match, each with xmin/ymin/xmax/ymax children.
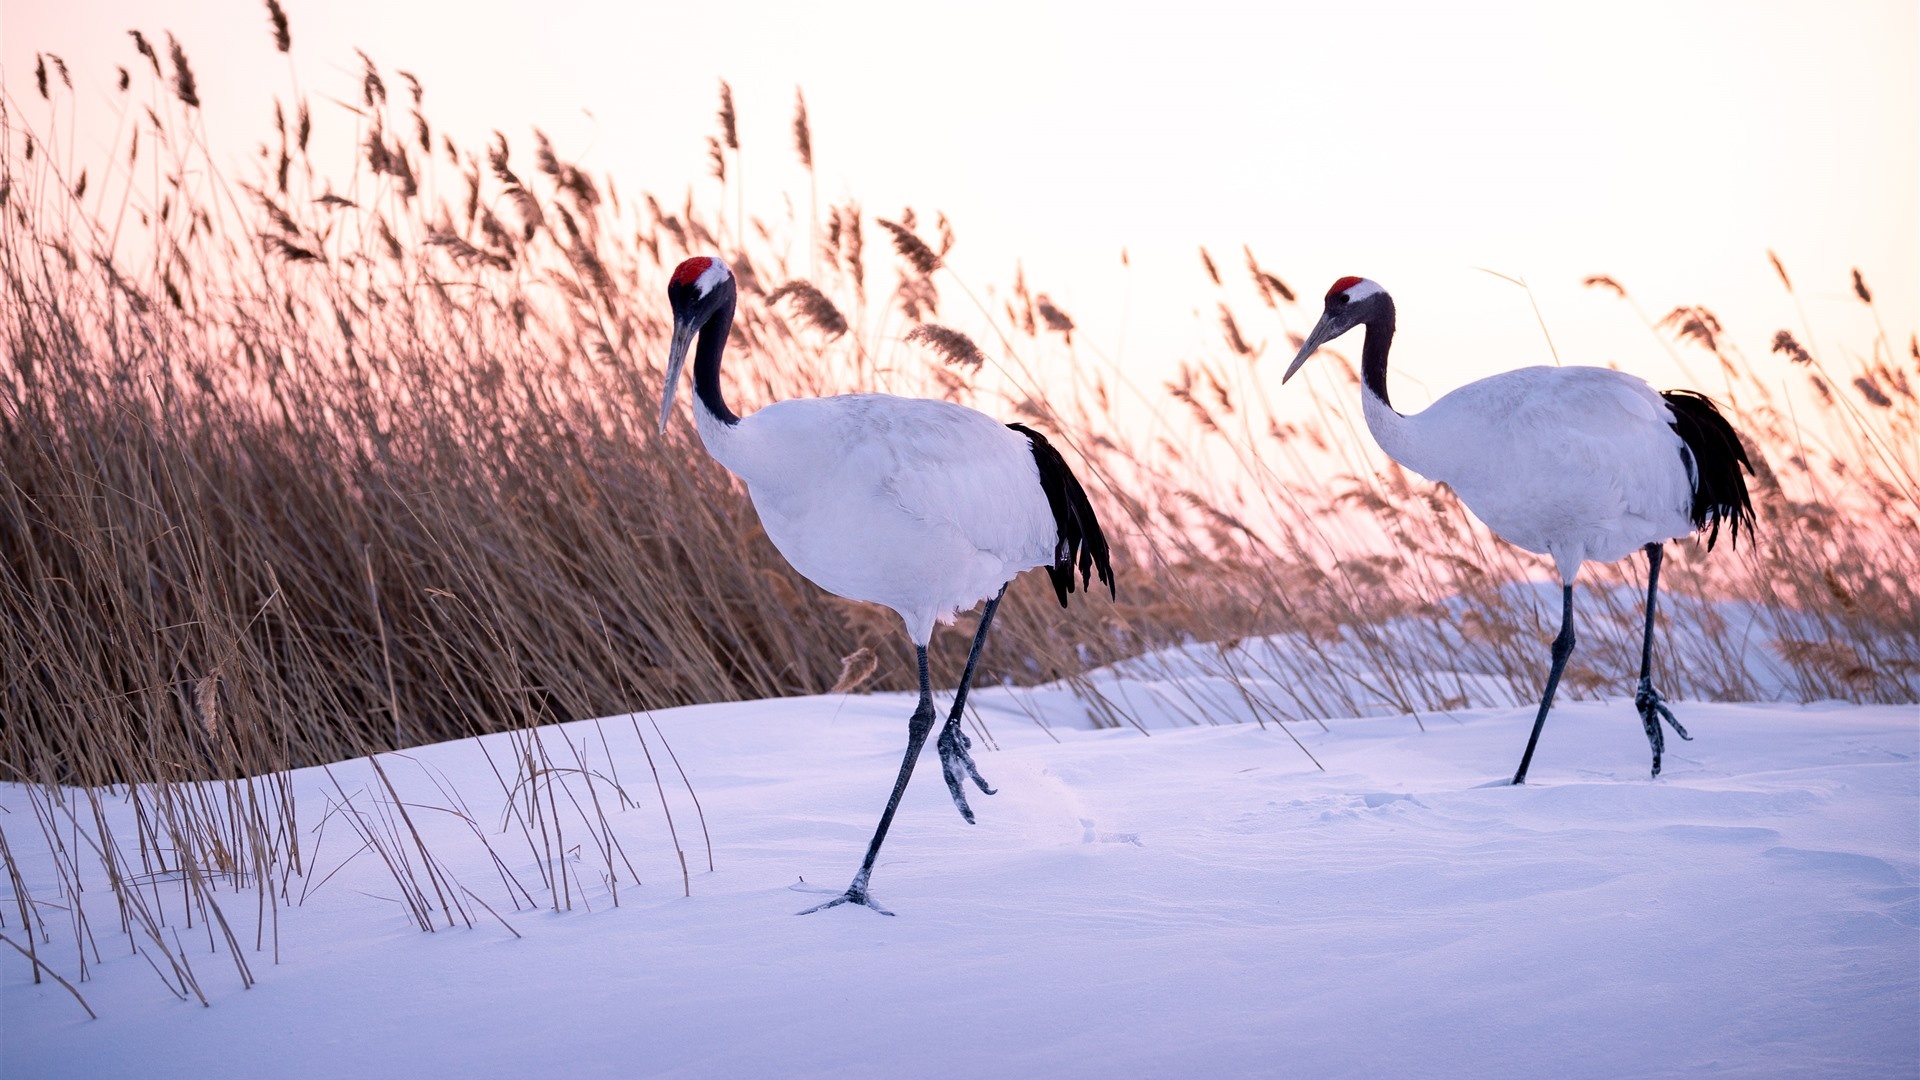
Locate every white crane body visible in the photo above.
<box><xmin>1366</xmin><ymin>365</ymin><xmax>1698</xmax><ymax>582</ymax></box>
<box><xmin>695</xmin><ymin>392</ymin><xmax>1059</xmax><ymax>646</ymax></box>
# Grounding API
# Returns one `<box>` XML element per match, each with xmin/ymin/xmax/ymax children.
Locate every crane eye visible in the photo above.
<box><xmin>1329</xmin><ymin>294</ymin><xmax>1348</xmax><ymax>306</ymax></box>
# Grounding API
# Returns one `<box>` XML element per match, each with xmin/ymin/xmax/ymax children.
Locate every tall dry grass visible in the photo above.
<box><xmin>2</xmin><ymin>15</ymin><xmax>1914</xmax><ymax>1010</ymax></box>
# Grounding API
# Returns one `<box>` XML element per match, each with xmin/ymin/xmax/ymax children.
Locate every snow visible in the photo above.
<box><xmin>4</xmin><ymin>658</ymin><xmax>1916</xmax><ymax>1079</ymax></box>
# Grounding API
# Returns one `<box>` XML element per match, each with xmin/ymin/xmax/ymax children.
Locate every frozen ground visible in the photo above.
<box><xmin>4</xmin><ymin>668</ymin><xmax>1915</xmax><ymax>1079</ymax></box>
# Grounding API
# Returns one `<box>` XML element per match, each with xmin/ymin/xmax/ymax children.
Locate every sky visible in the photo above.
<box><xmin>3</xmin><ymin>0</ymin><xmax>1915</xmax><ymax>409</ymax></box>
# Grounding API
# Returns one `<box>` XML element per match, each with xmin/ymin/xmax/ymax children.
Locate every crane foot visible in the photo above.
<box><xmin>1635</xmin><ymin>678</ymin><xmax>1693</xmax><ymax>778</ymax></box>
<box><xmin>797</xmin><ymin>874</ymin><xmax>894</xmax><ymax>916</ymax></box>
<box><xmin>937</xmin><ymin>720</ymin><xmax>996</xmax><ymax>823</ymax></box>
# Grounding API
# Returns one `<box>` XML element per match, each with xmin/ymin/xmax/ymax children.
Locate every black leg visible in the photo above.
<box><xmin>1511</xmin><ymin>584</ymin><xmax>1576</xmax><ymax>786</ymax></box>
<box><xmin>799</xmin><ymin>645</ymin><xmax>937</xmax><ymax>916</ymax></box>
<box><xmin>1633</xmin><ymin>542</ymin><xmax>1691</xmax><ymax>778</ymax></box>
<box><xmin>938</xmin><ymin>585</ymin><xmax>1005</xmax><ymax>823</ymax></box>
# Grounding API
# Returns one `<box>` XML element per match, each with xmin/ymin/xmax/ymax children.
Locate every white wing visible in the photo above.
<box><xmin>1404</xmin><ymin>367</ymin><xmax>1696</xmax><ymax>574</ymax></box>
<box><xmin>875</xmin><ymin>398</ymin><xmax>1057</xmax><ymax>565</ymax></box>
<box><xmin>707</xmin><ymin>394</ymin><xmax>1056</xmax><ymax>642</ymax></box>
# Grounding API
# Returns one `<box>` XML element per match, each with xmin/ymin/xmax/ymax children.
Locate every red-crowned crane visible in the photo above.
<box><xmin>659</xmin><ymin>256</ymin><xmax>1114</xmax><ymax>913</ymax></box>
<box><xmin>1283</xmin><ymin>276</ymin><xmax>1754</xmax><ymax>785</ymax></box>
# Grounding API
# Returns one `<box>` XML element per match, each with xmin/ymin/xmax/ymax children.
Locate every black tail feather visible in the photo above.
<box><xmin>1661</xmin><ymin>389</ymin><xmax>1756</xmax><ymax>550</ymax></box>
<box><xmin>1008</xmin><ymin>423</ymin><xmax>1116</xmax><ymax>607</ymax></box>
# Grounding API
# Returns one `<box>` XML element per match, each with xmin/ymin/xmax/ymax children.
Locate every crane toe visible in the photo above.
<box><xmin>1635</xmin><ymin>679</ymin><xmax>1693</xmax><ymax>778</ymax></box>
<box><xmin>796</xmin><ymin>889</ymin><xmax>895</xmax><ymax>917</ymax></box>
<box><xmin>937</xmin><ymin>721</ymin><xmax>996</xmax><ymax>823</ymax></box>
<box><xmin>797</xmin><ymin>869</ymin><xmax>896</xmax><ymax>916</ymax></box>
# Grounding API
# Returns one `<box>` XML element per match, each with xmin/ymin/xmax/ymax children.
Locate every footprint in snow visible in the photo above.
<box><xmin>1658</xmin><ymin>824</ymin><xmax>1780</xmax><ymax>845</ymax></box>
<box><xmin>1080</xmin><ymin>819</ymin><xmax>1143</xmax><ymax>846</ymax></box>
<box><xmin>1357</xmin><ymin>792</ymin><xmax>1424</xmax><ymax>809</ymax></box>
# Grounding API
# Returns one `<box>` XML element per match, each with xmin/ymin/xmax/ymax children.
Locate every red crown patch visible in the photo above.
<box><xmin>671</xmin><ymin>257</ymin><xmax>716</xmax><ymax>288</ymax></box>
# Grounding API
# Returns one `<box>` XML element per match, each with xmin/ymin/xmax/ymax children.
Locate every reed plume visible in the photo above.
<box><xmin>792</xmin><ymin>88</ymin><xmax>812</xmax><ymax>168</ymax></box>
<box><xmin>265</xmin><ymin>0</ymin><xmax>291</xmax><ymax>52</ymax></box>
<box><xmin>906</xmin><ymin>323</ymin><xmax>987</xmax><ymax>369</ymax></box>
<box><xmin>768</xmin><ymin>279</ymin><xmax>848</xmax><ymax>338</ymax></box>
<box><xmin>876</xmin><ymin>217</ymin><xmax>940</xmax><ymax>275</ymax></box>
<box><xmin>166</xmin><ymin>33</ymin><xmax>199</xmax><ymax>107</ymax></box>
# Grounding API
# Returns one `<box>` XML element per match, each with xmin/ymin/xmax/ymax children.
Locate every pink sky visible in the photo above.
<box><xmin>5</xmin><ymin>0</ymin><xmax>1914</xmax><ymax>407</ymax></box>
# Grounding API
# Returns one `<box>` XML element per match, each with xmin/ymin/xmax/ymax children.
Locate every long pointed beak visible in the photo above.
<box><xmin>657</xmin><ymin>319</ymin><xmax>697</xmax><ymax>434</ymax></box>
<box><xmin>1281</xmin><ymin>314</ymin><xmax>1343</xmax><ymax>385</ymax></box>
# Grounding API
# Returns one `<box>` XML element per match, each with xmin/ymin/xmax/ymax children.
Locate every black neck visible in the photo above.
<box><xmin>693</xmin><ymin>294</ymin><xmax>739</xmax><ymax>426</ymax></box>
<box><xmin>1360</xmin><ymin>298</ymin><xmax>1397</xmax><ymax>412</ymax></box>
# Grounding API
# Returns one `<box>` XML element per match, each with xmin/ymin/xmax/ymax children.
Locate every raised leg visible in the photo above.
<box><xmin>937</xmin><ymin>585</ymin><xmax>1005</xmax><ymax>823</ymax></box>
<box><xmin>1633</xmin><ymin>542</ymin><xmax>1692</xmax><ymax>778</ymax></box>
<box><xmin>1511</xmin><ymin>584</ymin><xmax>1576</xmax><ymax>786</ymax></box>
<box><xmin>799</xmin><ymin>646</ymin><xmax>938</xmax><ymax>916</ymax></box>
